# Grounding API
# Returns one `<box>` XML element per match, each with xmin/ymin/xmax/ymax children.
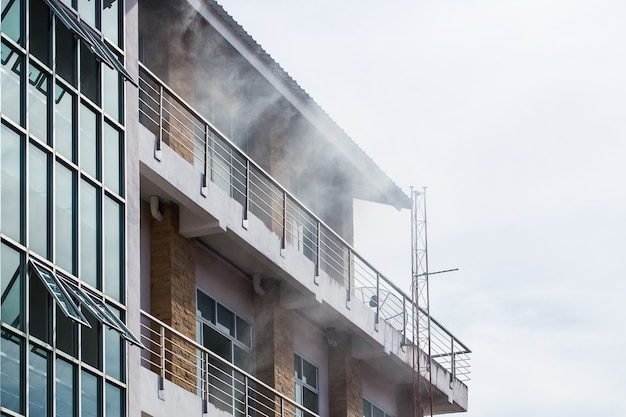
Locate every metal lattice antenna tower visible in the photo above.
<box><xmin>411</xmin><ymin>187</ymin><xmax>434</xmax><ymax>417</ymax></box>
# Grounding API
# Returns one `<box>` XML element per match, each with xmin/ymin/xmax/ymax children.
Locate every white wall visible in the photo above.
<box><xmin>362</xmin><ymin>364</ymin><xmax>397</xmax><ymax>417</ymax></box>
<box><xmin>195</xmin><ymin>244</ymin><xmax>255</xmax><ymax>323</ymax></box>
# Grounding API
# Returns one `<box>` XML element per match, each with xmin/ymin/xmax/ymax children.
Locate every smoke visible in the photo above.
<box><xmin>137</xmin><ymin>0</ymin><xmax>408</xmax><ymax>246</ymax></box>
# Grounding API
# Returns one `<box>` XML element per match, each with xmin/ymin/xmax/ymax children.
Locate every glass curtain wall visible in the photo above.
<box><xmin>1</xmin><ymin>0</ymin><xmax>127</xmax><ymax>416</ymax></box>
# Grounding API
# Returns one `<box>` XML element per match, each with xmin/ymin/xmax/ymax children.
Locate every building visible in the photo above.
<box><xmin>0</xmin><ymin>1</ymin><xmax>470</xmax><ymax>417</ymax></box>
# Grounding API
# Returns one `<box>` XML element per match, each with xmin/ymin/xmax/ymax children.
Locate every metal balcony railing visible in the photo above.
<box><xmin>140</xmin><ymin>311</ymin><xmax>319</xmax><ymax>417</ymax></box>
<box><xmin>138</xmin><ymin>63</ymin><xmax>471</xmax><ymax>382</ymax></box>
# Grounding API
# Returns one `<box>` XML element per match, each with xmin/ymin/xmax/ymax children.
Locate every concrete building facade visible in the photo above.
<box><xmin>0</xmin><ymin>1</ymin><xmax>470</xmax><ymax>417</ymax></box>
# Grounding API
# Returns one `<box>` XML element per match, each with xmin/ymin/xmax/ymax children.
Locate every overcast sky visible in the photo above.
<box><xmin>217</xmin><ymin>1</ymin><xmax>626</xmax><ymax>415</ymax></box>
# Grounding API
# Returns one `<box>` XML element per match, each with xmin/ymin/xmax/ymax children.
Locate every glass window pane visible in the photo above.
<box><xmin>102</xmin><ymin>122</ymin><xmax>121</xmax><ymax>194</ymax></box>
<box><xmin>80</xmin><ymin>43</ymin><xmax>99</xmax><ymax>104</ymax></box>
<box><xmin>0</xmin><ymin>331</ymin><xmax>22</xmax><ymax>413</ymax></box>
<box><xmin>55</xmin><ymin>83</ymin><xmax>75</xmax><ymax>161</ymax></box>
<box><xmin>56</xmin><ymin>358</ymin><xmax>75</xmax><ymax>417</ymax></box>
<box><xmin>55</xmin><ymin>162</ymin><xmax>76</xmax><ymax>273</ymax></box>
<box><xmin>363</xmin><ymin>400</ymin><xmax>372</xmax><ymax>417</ymax></box>
<box><xmin>77</xmin><ymin>0</ymin><xmax>97</xmax><ymax>29</ymax></box>
<box><xmin>103</xmin><ymin>196</ymin><xmax>121</xmax><ymax>300</ymax></box>
<box><xmin>1</xmin><ymin>0</ymin><xmax>22</xmax><ymax>44</ymax></box>
<box><xmin>79</xmin><ymin>104</ymin><xmax>98</xmax><ymax>178</ymax></box>
<box><xmin>29</xmin><ymin>142</ymin><xmax>50</xmax><ymax>258</ymax></box>
<box><xmin>80</xmin><ymin>369</ymin><xmax>100</xmax><ymax>417</ymax></box>
<box><xmin>294</xmin><ymin>353</ymin><xmax>302</xmax><ymax>379</ymax></box>
<box><xmin>28</xmin><ymin>64</ymin><xmax>50</xmax><ymax>143</ymax></box>
<box><xmin>101</xmin><ymin>0</ymin><xmax>119</xmax><ymax>46</ymax></box>
<box><xmin>1</xmin><ymin>123</ymin><xmax>23</xmax><ymax>241</ymax></box>
<box><xmin>80</xmin><ymin>179</ymin><xmax>98</xmax><ymax>288</ymax></box>
<box><xmin>1</xmin><ymin>242</ymin><xmax>22</xmax><ymax>329</ymax></box>
<box><xmin>102</xmin><ymin>63</ymin><xmax>120</xmax><ymax>122</ymax></box>
<box><xmin>236</xmin><ymin>316</ymin><xmax>250</xmax><ymax>347</ymax></box>
<box><xmin>373</xmin><ymin>404</ymin><xmax>384</xmax><ymax>417</ymax></box>
<box><xmin>55</xmin><ymin>19</ymin><xmax>76</xmax><ymax>85</ymax></box>
<box><xmin>105</xmin><ymin>305</ymin><xmax>122</xmax><ymax>381</ymax></box>
<box><xmin>29</xmin><ymin>262</ymin><xmax>50</xmax><ymax>342</ymax></box>
<box><xmin>197</xmin><ymin>291</ymin><xmax>215</xmax><ymax>323</ymax></box>
<box><xmin>302</xmin><ymin>387</ymin><xmax>318</xmax><ymax>413</ymax></box>
<box><xmin>81</xmin><ymin>309</ymin><xmax>101</xmax><ymax>369</ymax></box>
<box><xmin>302</xmin><ymin>359</ymin><xmax>317</xmax><ymax>389</ymax></box>
<box><xmin>57</xmin><ymin>304</ymin><xmax>77</xmax><ymax>356</ymax></box>
<box><xmin>216</xmin><ymin>303</ymin><xmax>234</xmax><ymax>336</ymax></box>
<box><xmin>29</xmin><ymin>0</ymin><xmax>50</xmax><ymax>65</ymax></box>
<box><xmin>202</xmin><ymin>325</ymin><xmax>232</xmax><ymax>362</ymax></box>
<box><xmin>233</xmin><ymin>345</ymin><xmax>249</xmax><ymax>373</ymax></box>
<box><xmin>105</xmin><ymin>383</ymin><xmax>122</xmax><ymax>417</ymax></box>
<box><xmin>1</xmin><ymin>42</ymin><xmax>23</xmax><ymax>125</ymax></box>
<box><xmin>29</xmin><ymin>345</ymin><xmax>49</xmax><ymax>417</ymax></box>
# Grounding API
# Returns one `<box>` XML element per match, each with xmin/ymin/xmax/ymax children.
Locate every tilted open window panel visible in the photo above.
<box><xmin>43</xmin><ymin>0</ymin><xmax>135</xmax><ymax>84</ymax></box>
<box><xmin>28</xmin><ymin>259</ymin><xmax>143</xmax><ymax>347</ymax></box>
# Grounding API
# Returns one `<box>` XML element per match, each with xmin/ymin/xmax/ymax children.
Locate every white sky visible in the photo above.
<box><xmin>217</xmin><ymin>1</ymin><xmax>626</xmax><ymax>415</ymax></box>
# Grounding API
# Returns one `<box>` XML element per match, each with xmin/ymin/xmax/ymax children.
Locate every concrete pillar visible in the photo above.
<box><xmin>328</xmin><ymin>332</ymin><xmax>363</xmax><ymax>417</ymax></box>
<box><xmin>254</xmin><ymin>279</ymin><xmax>295</xmax><ymax>416</ymax></box>
<box><xmin>149</xmin><ymin>201</ymin><xmax>197</xmax><ymax>392</ymax></box>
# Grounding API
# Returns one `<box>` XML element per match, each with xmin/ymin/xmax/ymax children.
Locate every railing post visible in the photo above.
<box><xmin>314</xmin><ymin>222</ymin><xmax>320</xmax><ymax>284</ymax></box>
<box><xmin>203</xmin><ymin>350</ymin><xmax>210</xmax><ymax>413</ymax></box>
<box><xmin>375</xmin><ymin>272</ymin><xmax>380</xmax><ymax>331</ymax></box>
<box><xmin>242</xmin><ymin>160</ymin><xmax>250</xmax><ymax>229</ymax></box>
<box><xmin>244</xmin><ymin>375</ymin><xmax>249</xmax><ymax>417</ymax></box>
<box><xmin>346</xmin><ymin>249</ymin><xmax>352</xmax><ymax>309</ymax></box>
<box><xmin>450</xmin><ymin>339</ymin><xmax>456</xmax><ymax>386</ymax></box>
<box><xmin>202</xmin><ymin>124</ymin><xmax>209</xmax><ymax>197</ymax></box>
<box><xmin>158</xmin><ymin>325</ymin><xmax>166</xmax><ymax>399</ymax></box>
<box><xmin>281</xmin><ymin>191</ymin><xmax>287</xmax><ymax>257</ymax></box>
<box><xmin>281</xmin><ymin>397</ymin><xmax>285</xmax><ymax>417</ymax></box>
<box><xmin>155</xmin><ymin>83</ymin><xmax>163</xmax><ymax>161</ymax></box>
<box><xmin>402</xmin><ymin>296</ymin><xmax>407</xmax><ymax>350</ymax></box>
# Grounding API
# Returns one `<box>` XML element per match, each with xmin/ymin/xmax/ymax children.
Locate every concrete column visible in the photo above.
<box><xmin>254</xmin><ymin>279</ymin><xmax>295</xmax><ymax>415</ymax></box>
<box><xmin>328</xmin><ymin>332</ymin><xmax>363</xmax><ymax>417</ymax></box>
<box><xmin>149</xmin><ymin>201</ymin><xmax>197</xmax><ymax>392</ymax></box>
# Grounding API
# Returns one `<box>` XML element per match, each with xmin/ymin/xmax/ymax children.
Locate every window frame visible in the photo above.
<box><xmin>294</xmin><ymin>352</ymin><xmax>319</xmax><ymax>417</ymax></box>
<box><xmin>363</xmin><ymin>398</ymin><xmax>394</xmax><ymax>417</ymax></box>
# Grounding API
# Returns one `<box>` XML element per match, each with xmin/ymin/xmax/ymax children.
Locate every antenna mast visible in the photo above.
<box><xmin>411</xmin><ymin>187</ymin><xmax>434</xmax><ymax>417</ymax></box>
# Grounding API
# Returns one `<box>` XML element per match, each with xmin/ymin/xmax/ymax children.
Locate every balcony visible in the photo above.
<box><xmin>140</xmin><ymin>311</ymin><xmax>318</xmax><ymax>417</ymax></box>
<box><xmin>137</xmin><ymin>63</ymin><xmax>470</xmax><ymax>388</ymax></box>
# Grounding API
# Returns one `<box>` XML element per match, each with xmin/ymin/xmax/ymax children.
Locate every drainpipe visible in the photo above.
<box><xmin>150</xmin><ymin>195</ymin><xmax>164</xmax><ymax>222</ymax></box>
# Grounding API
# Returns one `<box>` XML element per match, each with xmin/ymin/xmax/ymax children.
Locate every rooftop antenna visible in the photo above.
<box><xmin>410</xmin><ymin>187</ymin><xmax>458</xmax><ymax>417</ymax></box>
